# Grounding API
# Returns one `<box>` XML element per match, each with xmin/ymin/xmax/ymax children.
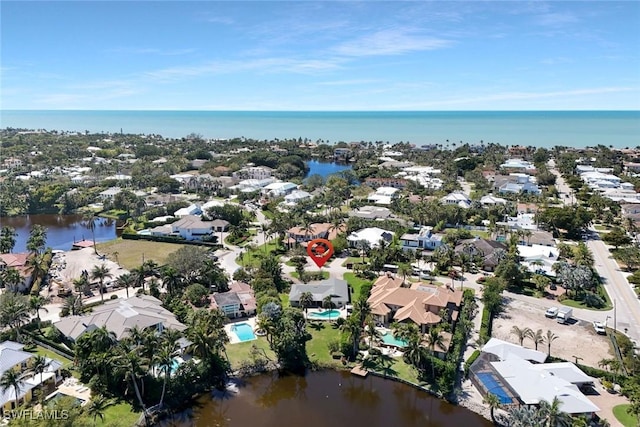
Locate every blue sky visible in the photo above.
<box><xmin>2</xmin><ymin>1</ymin><xmax>639</xmax><ymax>110</ymax></box>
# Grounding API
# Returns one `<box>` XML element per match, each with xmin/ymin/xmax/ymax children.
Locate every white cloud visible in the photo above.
<box><xmin>333</xmin><ymin>28</ymin><xmax>452</xmax><ymax>57</ymax></box>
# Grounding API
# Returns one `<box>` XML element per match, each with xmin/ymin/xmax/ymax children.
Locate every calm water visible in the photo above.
<box><xmin>192</xmin><ymin>370</ymin><xmax>491</xmax><ymax>427</ymax></box>
<box><xmin>305</xmin><ymin>160</ymin><xmax>352</xmax><ymax>178</ymax></box>
<box><xmin>2</xmin><ymin>110</ymin><xmax>639</xmax><ymax>148</ymax></box>
<box><xmin>0</xmin><ymin>214</ymin><xmax>117</xmax><ymax>253</ymax></box>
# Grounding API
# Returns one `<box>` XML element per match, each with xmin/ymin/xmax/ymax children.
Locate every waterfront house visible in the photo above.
<box><xmin>0</xmin><ymin>341</ymin><xmax>64</xmax><ymax>414</ymax></box>
<box><xmin>54</xmin><ymin>295</ymin><xmax>186</xmax><ymax>342</ymax></box>
<box><xmin>367</xmin><ymin>187</ymin><xmax>400</xmax><ymax>205</ymax></box>
<box><xmin>0</xmin><ymin>253</ymin><xmax>33</xmax><ymax>292</ymax></box>
<box><xmin>99</xmin><ymin>187</ymin><xmax>122</xmax><ymax>201</ymax></box>
<box><xmin>232</xmin><ymin>165</ymin><xmax>273</xmax><ymax>180</ymax></box>
<box><xmin>367</xmin><ymin>275</ymin><xmax>462</xmax><ymax>333</ymax></box>
<box><xmin>211</xmin><ymin>282</ymin><xmax>256</xmax><ymax>318</ymax></box>
<box><xmin>289</xmin><ymin>278</ymin><xmax>349</xmax><ymax>308</ymax></box>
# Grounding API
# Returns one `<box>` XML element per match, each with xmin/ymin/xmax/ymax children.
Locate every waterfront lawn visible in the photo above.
<box><xmin>613</xmin><ymin>404</ymin><xmax>638</xmax><ymax>427</ymax></box>
<box><xmin>225</xmin><ymin>338</ymin><xmax>276</xmax><ymax>370</ymax></box>
<box><xmin>96</xmin><ymin>239</ymin><xmax>188</xmax><ymax>270</ymax></box>
<box><xmin>306</xmin><ymin>322</ymin><xmax>342</xmax><ymax>366</ymax></box>
<box><xmin>344</xmin><ymin>273</ymin><xmax>373</xmax><ymax>300</ymax></box>
<box><xmin>101</xmin><ymin>402</ymin><xmax>140</xmax><ymax>427</ymax></box>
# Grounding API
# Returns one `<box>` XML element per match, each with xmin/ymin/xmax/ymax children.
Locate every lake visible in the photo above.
<box><xmin>191</xmin><ymin>370</ymin><xmax>491</xmax><ymax>427</ymax></box>
<box><xmin>306</xmin><ymin>160</ymin><xmax>352</xmax><ymax>178</ymax></box>
<box><xmin>0</xmin><ymin>214</ymin><xmax>117</xmax><ymax>253</ymax></box>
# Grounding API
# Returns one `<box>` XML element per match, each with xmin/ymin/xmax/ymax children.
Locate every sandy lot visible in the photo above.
<box><xmin>492</xmin><ymin>298</ymin><xmax>613</xmax><ymax>368</ymax></box>
<box><xmin>49</xmin><ymin>247</ymin><xmax>127</xmax><ymax>293</ymax></box>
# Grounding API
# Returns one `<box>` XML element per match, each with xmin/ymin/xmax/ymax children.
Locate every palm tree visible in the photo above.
<box><xmin>29</xmin><ymin>295</ymin><xmax>50</xmax><ymax>331</ymax></box>
<box><xmin>160</xmin><ymin>266</ymin><xmax>183</xmax><ymax>296</ymax></box>
<box><xmin>0</xmin><ymin>292</ymin><xmax>31</xmax><ymax>341</ymax></box>
<box><xmin>0</xmin><ymin>226</ymin><xmax>17</xmax><ymax>254</ymax></box>
<box><xmin>63</xmin><ymin>294</ymin><xmax>83</xmax><ymax>316</ymax></box>
<box><xmin>155</xmin><ymin>340</ymin><xmax>176</xmax><ymax>409</ymax></box>
<box><xmin>528</xmin><ymin>328</ymin><xmax>545</xmax><ymax>351</ymax></box>
<box><xmin>26</xmin><ymin>225</ymin><xmax>47</xmax><ymax>255</ymax></box>
<box><xmin>425</xmin><ymin>327</ymin><xmax>445</xmax><ymax>379</ymax></box>
<box><xmin>25</xmin><ymin>253</ymin><xmax>49</xmax><ymax>289</ymax></box>
<box><xmin>299</xmin><ymin>291</ymin><xmax>314</xmax><ymax>315</ymax></box>
<box><xmin>483</xmin><ymin>392</ymin><xmax>501</xmax><ymax>424</ymax></box>
<box><xmin>31</xmin><ymin>355</ymin><xmax>50</xmax><ymax>387</ymax></box>
<box><xmin>112</xmin><ymin>343</ymin><xmax>149</xmax><ymax>422</ymax></box>
<box><xmin>398</xmin><ymin>263</ymin><xmax>412</xmax><ymax>286</ymax></box>
<box><xmin>0</xmin><ymin>267</ymin><xmax>23</xmax><ymax>292</ymax></box>
<box><xmin>87</xmin><ymin>395</ymin><xmax>112</xmax><ymax>426</ymax></box>
<box><xmin>538</xmin><ymin>396</ymin><xmax>572</xmax><ymax>427</ymax></box>
<box><xmin>91</xmin><ymin>264</ymin><xmax>112</xmax><ymax>302</ymax></box>
<box><xmin>544</xmin><ymin>330</ymin><xmax>559</xmax><ymax>357</ymax></box>
<box><xmin>83</xmin><ymin>212</ymin><xmax>99</xmax><ymax>255</ymax></box>
<box><xmin>356</xmin><ymin>240</ymin><xmax>370</xmax><ymax>264</ymax></box>
<box><xmin>115</xmin><ymin>273</ymin><xmax>135</xmax><ymax>299</ymax></box>
<box><xmin>0</xmin><ymin>369</ymin><xmax>24</xmax><ymax>409</ymax></box>
<box><xmin>340</xmin><ymin>317</ymin><xmax>362</xmax><ymax>358</ymax></box>
<box><xmin>511</xmin><ymin>326</ymin><xmax>532</xmax><ymax>346</ymax></box>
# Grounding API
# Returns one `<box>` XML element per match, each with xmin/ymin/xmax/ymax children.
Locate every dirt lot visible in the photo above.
<box><xmin>492</xmin><ymin>298</ymin><xmax>613</xmax><ymax>368</ymax></box>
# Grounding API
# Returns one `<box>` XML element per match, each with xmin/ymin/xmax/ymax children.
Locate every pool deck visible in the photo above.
<box><xmin>225</xmin><ymin>317</ymin><xmax>258</xmax><ymax>344</ymax></box>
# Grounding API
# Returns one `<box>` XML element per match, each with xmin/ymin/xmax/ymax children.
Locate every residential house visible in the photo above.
<box><xmin>170</xmin><ymin>215</ymin><xmax>215</xmax><ymax>240</ymax></box>
<box><xmin>263</xmin><ymin>182</ymin><xmax>298</xmax><ymax>197</ymax></box>
<box><xmin>499</xmin><ymin>159</ymin><xmax>537</xmax><ymax>174</ymax></box>
<box><xmin>286</xmin><ymin>223</ymin><xmax>345</xmax><ymax>248</ymax></box>
<box><xmin>2</xmin><ymin>158</ymin><xmax>23</xmax><ymax>169</ymax></box>
<box><xmin>518</xmin><ymin>244</ymin><xmax>560</xmax><ymax>276</ymax></box>
<box><xmin>349</xmin><ymin>206</ymin><xmax>393</xmax><ymax>220</ymax></box>
<box><xmin>173</xmin><ymin>204</ymin><xmax>202</xmax><ymax>218</ymax></box>
<box><xmin>368</xmin><ymin>275</ymin><xmax>462</xmax><ymax>334</ymax></box>
<box><xmin>454</xmin><ymin>238</ymin><xmax>508</xmax><ymax>271</ymax></box>
<box><xmin>441</xmin><ymin>191</ymin><xmax>471</xmax><ymax>208</ymax></box>
<box><xmin>347</xmin><ymin>227</ymin><xmax>394</xmax><ymax>249</ymax></box>
<box><xmin>229</xmin><ymin>178</ymin><xmax>276</xmax><ymax>193</ymax></box>
<box><xmin>400</xmin><ymin>227</ymin><xmax>444</xmax><ymax>251</ymax></box>
<box><xmin>367</xmin><ymin>187</ymin><xmax>400</xmax><ymax>205</ymax></box>
<box><xmin>364</xmin><ymin>177</ymin><xmax>408</xmax><ymax>189</ymax></box>
<box><xmin>479</xmin><ymin>195</ymin><xmax>507</xmax><ymax>206</ymax></box>
<box><xmin>232</xmin><ymin>165</ymin><xmax>274</xmax><ymax>180</ymax></box>
<box><xmin>99</xmin><ymin>187</ymin><xmax>122</xmax><ymax>201</ymax></box>
<box><xmin>0</xmin><ymin>253</ymin><xmax>33</xmax><ymax>292</ymax></box>
<box><xmin>210</xmin><ymin>282</ymin><xmax>256</xmax><ymax>318</ymax></box>
<box><xmin>334</xmin><ymin>148</ymin><xmax>352</xmax><ymax>159</ymax></box>
<box><xmin>289</xmin><ymin>278</ymin><xmax>349</xmax><ymax>308</ymax></box>
<box><xmin>495</xmin><ymin>173</ymin><xmax>541</xmax><ymax>195</ymax></box>
<box><xmin>0</xmin><ymin>341</ymin><xmax>64</xmax><ymax>414</ymax></box>
<box><xmin>284</xmin><ymin>190</ymin><xmax>312</xmax><ymax>206</ymax></box>
<box><xmin>54</xmin><ymin>295</ymin><xmax>186</xmax><ymax>342</ymax></box>
<box><xmin>471</xmin><ymin>338</ymin><xmax>599</xmax><ymax>415</ymax></box>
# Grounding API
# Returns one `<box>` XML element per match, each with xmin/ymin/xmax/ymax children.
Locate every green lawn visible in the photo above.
<box><xmin>306</xmin><ymin>322</ymin><xmax>342</xmax><ymax>366</ymax></box>
<box><xmin>96</xmin><ymin>239</ymin><xmax>189</xmax><ymax>270</ymax></box>
<box><xmin>560</xmin><ymin>291</ymin><xmax>613</xmax><ymax>311</ymax></box>
<box><xmin>237</xmin><ymin>241</ymin><xmax>283</xmax><ymax>268</ymax></box>
<box><xmin>613</xmin><ymin>404</ymin><xmax>639</xmax><ymax>427</ymax></box>
<box><xmin>469</xmin><ymin>230</ymin><xmax>490</xmax><ymax>239</ymax></box>
<box><xmin>342</xmin><ymin>257</ymin><xmax>369</xmax><ymax>268</ymax></box>
<box><xmin>31</xmin><ymin>346</ymin><xmax>73</xmax><ymax>368</ymax></box>
<box><xmin>344</xmin><ymin>273</ymin><xmax>373</xmax><ymax>300</ymax></box>
<box><xmin>290</xmin><ymin>271</ymin><xmax>330</xmax><ymax>280</ymax></box>
<box><xmin>224</xmin><ymin>338</ymin><xmax>276</xmax><ymax>370</ymax></box>
<box><xmin>280</xmin><ymin>293</ymin><xmax>290</xmax><ymax>307</ymax></box>
<box><xmin>100</xmin><ymin>402</ymin><xmax>141</xmax><ymax>427</ymax></box>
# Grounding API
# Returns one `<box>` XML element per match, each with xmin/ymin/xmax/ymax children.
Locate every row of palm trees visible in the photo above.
<box><xmin>511</xmin><ymin>326</ymin><xmax>559</xmax><ymax>355</ymax></box>
<box><xmin>0</xmin><ymin>292</ymin><xmax>51</xmax><ymax>341</ymax></box>
<box><xmin>483</xmin><ymin>394</ymin><xmax>576</xmax><ymax>427</ymax></box>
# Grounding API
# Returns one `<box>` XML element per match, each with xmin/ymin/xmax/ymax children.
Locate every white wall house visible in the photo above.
<box><xmin>174</xmin><ymin>204</ymin><xmax>202</xmax><ymax>218</ymax></box>
<box><xmin>367</xmin><ymin>187</ymin><xmax>400</xmax><ymax>205</ymax></box>
<box><xmin>347</xmin><ymin>227</ymin><xmax>394</xmax><ymax>248</ymax></box>
<box><xmin>284</xmin><ymin>190</ymin><xmax>312</xmax><ymax>206</ymax></box>
<box><xmin>441</xmin><ymin>191</ymin><xmax>471</xmax><ymax>208</ymax></box>
<box><xmin>263</xmin><ymin>182</ymin><xmax>298</xmax><ymax>197</ymax></box>
<box><xmin>170</xmin><ymin>215</ymin><xmax>213</xmax><ymax>240</ymax></box>
<box><xmin>400</xmin><ymin>227</ymin><xmax>444</xmax><ymax>251</ymax></box>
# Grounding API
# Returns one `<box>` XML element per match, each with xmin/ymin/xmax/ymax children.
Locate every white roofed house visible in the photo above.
<box><xmin>479</xmin><ymin>195</ymin><xmax>507</xmax><ymax>206</ymax></box>
<box><xmin>0</xmin><ymin>341</ymin><xmax>64</xmax><ymax>414</ymax></box>
<box><xmin>367</xmin><ymin>186</ymin><xmax>400</xmax><ymax>205</ymax></box>
<box><xmin>284</xmin><ymin>190</ymin><xmax>312</xmax><ymax>206</ymax></box>
<box><xmin>170</xmin><ymin>215</ymin><xmax>215</xmax><ymax>240</ymax></box>
<box><xmin>347</xmin><ymin>227</ymin><xmax>394</xmax><ymax>249</ymax></box>
<box><xmin>173</xmin><ymin>203</ymin><xmax>202</xmax><ymax>218</ymax></box>
<box><xmin>441</xmin><ymin>191</ymin><xmax>471</xmax><ymax>209</ymax></box>
<box><xmin>99</xmin><ymin>186</ymin><xmax>122</xmax><ymax>201</ymax></box>
<box><xmin>263</xmin><ymin>182</ymin><xmax>298</xmax><ymax>197</ymax></box>
<box><xmin>289</xmin><ymin>278</ymin><xmax>349</xmax><ymax>308</ymax></box>
<box><xmin>400</xmin><ymin>227</ymin><xmax>444</xmax><ymax>251</ymax></box>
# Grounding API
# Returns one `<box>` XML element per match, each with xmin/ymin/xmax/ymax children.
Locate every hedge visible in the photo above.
<box><xmin>122</xmin><ymin>232</ymin><xmax>221</xmax><ymax>248</ymax></box>
<box><xmin>479</xmin><ymin>307</ymin><xmax>492</xmax><ymax>342</ymax></box>
<box><xmin>464</xmin><ymin>349</ymin><xmax>481</xmax><ymax>377</ymax></box>
<box><xmin>23</xmin><ymin>330</ymin><xmax>74</xmax><ymax>359</ymax></box>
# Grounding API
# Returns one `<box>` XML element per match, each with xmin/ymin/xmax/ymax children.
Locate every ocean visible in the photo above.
<box><xmin>1</xmin><ymin>110</ymin><xmax>639</xmax><ymax>149</ymax></box>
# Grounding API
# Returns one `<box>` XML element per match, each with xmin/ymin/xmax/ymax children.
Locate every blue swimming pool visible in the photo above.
<box><xmin>476</xmin><ymin>372</ymin><xmax>513</xmax><ymax>404</ymax></box>
<box><xmin>381</xmin><ymin>331</ymin><xmax>407</xmax><ymax>348</ymax></box>
<box><xmin>170</xmin><ymin>357</ymin><xmax>182</xmax><ymax>374</ymax></box>
<box><xmin>308</xmin><ymin>309</ymin><xmax>341</xmax><ymax>319</ymax></box>
<box><xmin>232</xmin><ymin>322</ymin><xmax>257</xmax><ymax>342</ymax></box>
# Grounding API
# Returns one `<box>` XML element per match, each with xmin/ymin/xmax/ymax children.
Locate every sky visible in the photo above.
<box><xmin>1</xmin><ymin>1</ymin><xmax>640</xmax><ymax>111</ymax></box>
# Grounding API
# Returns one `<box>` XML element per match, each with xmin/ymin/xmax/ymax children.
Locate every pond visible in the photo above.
<box><xmin>191</xmin><ymin>369</ymin><xmax>491</xmax><ymax>427</ymax></box>
<box><xmin>0</xmin><ymin>214</ymin><xmax>118</xmax><ymax>253</ymax></box>
<box><xmin>305</xmin><ymin>160</ymin><xmax>352</xmax><ymax>179</ymax></box>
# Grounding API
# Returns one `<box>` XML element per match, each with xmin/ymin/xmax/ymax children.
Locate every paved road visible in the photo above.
<box><xmin>548</xmin><ymin>159</ymin><xmax>575</xmax><ymax>205</ymax></box>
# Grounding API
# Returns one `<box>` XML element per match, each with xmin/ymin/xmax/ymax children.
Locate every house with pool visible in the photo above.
<box><xmin>210</xmin><ymin>281</ymin><xmax>257</xmax><ymax>319</ymax></box>
<box><xmin>289</xmin><ymin>278</ymin><xmax>349</xmax><ymax>309</ymax></box>
<box><xmin>367</xmin><ymin>275</ymin><xmax>463</xmax><ymax>334</ymax></box>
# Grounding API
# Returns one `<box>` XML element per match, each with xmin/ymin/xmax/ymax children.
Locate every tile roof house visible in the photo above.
<box><xmin>0</xmin><ymin>253</ymin><xmax>33</xmax><ymax>292</ymax></box>
<box><xmin>289</xmin><ymin>278</ymin><xmax>349</xmax><ymax>308</ymax></box>
<box><xmin>0</xmin><ymin>341</ymin><xmax>64</xmax><ymax>413</ymax></box>
<box><xmin>368</xmin><ymin>275</ymin><xmax>462</xmax><ymax>333</ymax></box>
<box><xmin>54</xmin><ymin>295</ymin><xmax>186</xmax><ymax>342</ymax></box>
<box><xmin>286</xmin><ymin>223</ymin><xmax>345</xmax><ymax>248</ymax></box>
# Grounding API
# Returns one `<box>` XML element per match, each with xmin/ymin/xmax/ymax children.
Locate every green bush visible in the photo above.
<box><xmin>464</xmin><ymin>350</ymin><xmax>481</xmax><ymax>377</ymax></box>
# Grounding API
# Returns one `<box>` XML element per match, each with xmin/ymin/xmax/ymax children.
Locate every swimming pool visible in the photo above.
<box><xmin>232</xmin><ymin>322</ymin><xmax>257</xmax><ymax>342</ymax></box>
<box><xmin>308</xmin><ymin>309</ymin><xmax>341</xmax><ymax>319</ymax></box>
<box><xmin>476</xmin><ymin>372</ymin><xmax>513</xmax><ymax>404</ymax></box>
<box><xmin>171</xmin><ymin>357</ymin><xmax>183</xmax><ymax>374</ymax></box>
<box><xmin>380</xmin><ymin>331</ymin><xmax>407</xmax><ymax>348</ymax></box>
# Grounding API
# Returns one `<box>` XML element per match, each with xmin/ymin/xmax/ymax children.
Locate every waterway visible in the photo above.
<box><xmin>0</xmin><ymin>214</ymin><xmax>117</xmax><ymax>253</ymax></box>
<box><xmin>191</xmin><ymin>370</ymin><xmax>491</xmax><ymax>427</ymax></box>
<box><xmin>305</xmin><ymin>160</ymin><xmax>352</xmax><ymax>178</ymax></box>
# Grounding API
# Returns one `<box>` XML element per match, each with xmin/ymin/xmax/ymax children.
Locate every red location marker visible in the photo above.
<box><xmin>306</xmin><ymin>238</ymin><xmax>334</xmax><ymax>268</ymax></box>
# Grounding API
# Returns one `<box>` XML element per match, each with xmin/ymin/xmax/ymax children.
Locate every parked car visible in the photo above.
<box><xmin>593</xmin><ymin>321</ymin><xmax>606</xmax><ymax>335</ymax></box>
<box><xmin>545</xmin><ymin>307</ymin><xmax>559</xmax><ymax>318</ymax></box>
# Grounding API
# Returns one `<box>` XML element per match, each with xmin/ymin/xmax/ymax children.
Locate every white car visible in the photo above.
<box><xmin>545</xmin><ymin>307</ymin><xmax>559</xmax><ymax>318</ymax></box>
<box><xmin>593</xmin><ymin>321</ymin><xmax>606</xmax><ymax>335</ymax></box>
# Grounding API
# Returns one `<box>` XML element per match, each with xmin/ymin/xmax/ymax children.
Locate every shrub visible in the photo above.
<box><xmin>327</xmin><ymin>339</ymin><xmax>340</xmax><ymax>354</ymax></box>
<box><xmin>110</xmin><ymin>294</ymin><xmax>118</xmax><ymax>300</ymax></box>
<box><xmin>584</xmin><ymin>293</ymin><xmax>605</xmax><ymax>308</ymax></box>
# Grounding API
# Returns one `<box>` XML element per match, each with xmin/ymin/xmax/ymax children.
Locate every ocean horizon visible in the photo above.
<box><xmin>2</xmin><ymin>110</ymin><xmax>639</xmax><ymax>149</ymax></box>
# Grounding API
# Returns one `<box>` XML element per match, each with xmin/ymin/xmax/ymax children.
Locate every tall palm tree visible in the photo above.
<box><xmin>544</xmin><ymin>330</ymin><xmax>559</xmax><ymax>357</ymax></box>
<box><xmin>483</xmin><ymin>392</ymin><xmax>501</xmax><ymax>425</ymax></box>
<box><xmin>356</xmin><ymin>240</ymin><xmax>370</xmax><ymax>264</ymax></box>
<box><xmin>511</xmin><ymin>326</ymin><xmax>532</xmax><ymax>346</ymax></box>
<box><xmin>425</xmin><ymin>327</ymin><xmax>445</xmax><ymax>379</ymax></box>
<box><xmin>398</xmin><ymin>263</ymin><xmax>412</xmax><ymax>286</ymax></box>
<box><xmin>115</xmin><ymin>273</ymin><xmax>135</xmax><ymax>299</ymax></box>
<box><xmin>26</xmin><ymin>225</ymin><xmax>47</xmax><ymax>255</ymax></box>
<box><xmin>112</xmin><ymin>343</ymin><xmax>149</xmax><ymax>421</ymax></box>
<box><xmin>91</xmin><ymin>264</ymin><xmax>112</xmax><ymax>302</ymax></box>
<box><xmin>31</xmin><ymin>355</ymin><xmax>50</xmax><ymax>387</ymax></box>
<box><xmin>63</xmin><ymin>294</ymin><xmax>83</xmax><ymax>316</ymax></box>
<box><xmin>25</xmin><ymin>253</ymin><xmax>49</xmax><ymax>289</ymax></box>
<box><xmin>528</xmin><ymin>328</ymin><xmax>545</xmax><ymax>351</ymax></box>
<box><xmin>0</xmin><ymin>226</ymin><xmax>17</xmax><ymax>254</ymax></box>
<box><xmin>538</xmin><ymin>396</ymin><xmax>572</xmax><ymax>427</ymax></box>
<box><xmin>0</xmin><ymin>292</ymin><xmax>31</xmax><ymax>341</ymax></box>
<box><xmin>155</xmin><ymin>339</ymin><xmax>177</xmax><ymax>409</ymax></box>
<box><xmin>87</xmin><ymin>395</ymin><xmax>112</xmax><ymax>427</ymax></box>
<box><xmin>0</xmin><ymin>369</ymin><xmax>24</xmax><ymax>409</ymax></box>
<box><xmin>83</xmin><ymin>212</ymin><xmax>99</xmax><ymax>255</ymax></box>
<box><xmin>340</xmin><ymin>317</ymin><xmax>363</xmax><ymax>358</ymax></box>
<box><xmin>29</xmin><ymin>295</ymin><xmax>50</xmax><ymax>331</ymax></box>
<box><xmin>299</xmin><ymin>291</ymin><xmax>314</xmax><ymax>314</ymax></box>
<box><xmin>160</xmin><ymin>266</ymin><xmax>183</xmax><ymax>296</ymax></box>
<box><xmin>0</xmin><ymin>267</ymin><xmax>23</xmax><ymax>292</ymax></box>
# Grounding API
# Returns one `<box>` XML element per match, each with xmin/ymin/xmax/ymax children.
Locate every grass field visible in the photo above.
<box><xmin>290</xmin><ymin>271</ymin><xmax>330</xmax><ymax>280</ymax></box>
<box><xmin>31</xmin><ymin>346</ymin><xmax>74</xmax><ymax>368</ymax></box>
<box><xmin>344</xmin><ymin>273</ymin><xmax>373</xmax><ymax>300</ymax></box>
<box><xmin>96</xmin><ymin>239</ymin><xmax>188</xmax><ymax>270</ymax></box>
<box><xmin>613</xmin><ymin>404</ymin><xmax>639</xmax><ymax>427</ymax></box>
<box><xmin>225</xmin><ymin>338</ymin><xmax>276</xmax><ymax>370</ymax></box>
<box><xmin>306</xmin><ymin>322</ymin><xmax>342</xmax><ymax>366</ymax></box>
<box><xmin>101</xmin><ymin>402</ymin><xmax>141</xmax><ymax>427</ymax></box>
